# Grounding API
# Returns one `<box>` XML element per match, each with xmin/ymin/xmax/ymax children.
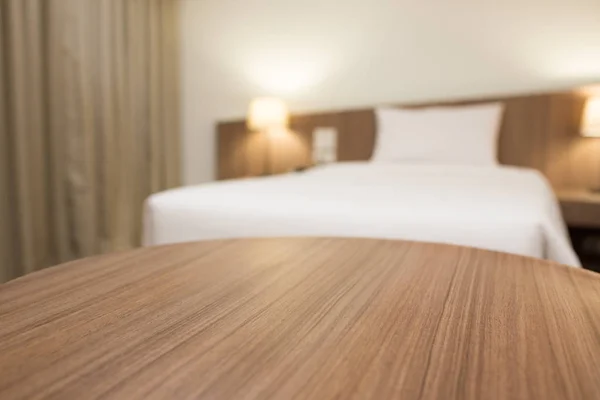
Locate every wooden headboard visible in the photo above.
<box><xmin>217</xmin><ymin>90</ymin><xmax>600</xmax><ymax>190</ymax></box>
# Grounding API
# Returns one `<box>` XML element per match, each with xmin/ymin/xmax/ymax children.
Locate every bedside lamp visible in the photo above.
<box><xmin>581</xmin><ymin>97</ymin><xmax>600</xmax><ymax>137</ymax></box>
<box><xmin>581</xmin><ymin>96</ymin><xmax>600</xmax><ymax>193</ymax></box>
<box><xmin>247</xmin><ymin>98</ymin><xmax>289</xmax><ymax>175</ymax></box>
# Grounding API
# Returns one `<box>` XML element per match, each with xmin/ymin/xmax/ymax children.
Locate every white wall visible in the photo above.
<box><xmin>180</xmin><ymin>0</ymin><xmax>600</xmax><ymax>184</ymax></box>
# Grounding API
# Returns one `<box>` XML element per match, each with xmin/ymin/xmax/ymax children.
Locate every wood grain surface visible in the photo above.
<box><xmin>1</xmin><ymin>238</ymin><xmax>599</xmax><ymax>400</ymax></box>
<box><xmin>217</xmin><ymin>89</ymin><xmax>600</xmax><ymax>192</ymax></box>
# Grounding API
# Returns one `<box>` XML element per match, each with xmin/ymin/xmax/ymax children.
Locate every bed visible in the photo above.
<box><xmin>144</xmin><ymin>162</ymin><xmax>580</xmax><ymax>267</ymax></box>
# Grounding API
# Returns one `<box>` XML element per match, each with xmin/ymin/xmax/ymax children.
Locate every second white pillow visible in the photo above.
<box><xmin>372</xmin><ymin>103</ymin><xmax>505</xmax><ymax>166</ymax></box>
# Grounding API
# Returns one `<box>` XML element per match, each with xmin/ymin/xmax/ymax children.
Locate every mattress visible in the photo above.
<box><xmin>143</xmin><ymin>162</ymin><xmax>581</xmax><ymax>267</ymax></box>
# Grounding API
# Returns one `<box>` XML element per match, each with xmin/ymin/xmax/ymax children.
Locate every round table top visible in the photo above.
<box><xmin>1</xmin><ymin>238</ymin><xmax>599</xmax><ymax>400</ymax></box>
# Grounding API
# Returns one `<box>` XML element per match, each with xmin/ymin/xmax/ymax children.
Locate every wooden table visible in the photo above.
<box><xmin>1</xmin><ymin>238</ymin><xmax>599</xmax><ymax>399</ymax></box>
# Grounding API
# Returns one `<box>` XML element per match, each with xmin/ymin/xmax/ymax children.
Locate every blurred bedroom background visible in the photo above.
<box><xmin>1</xmin><ymin>0</ymin><xmax>599</xmax><ymax>282</ymax></box>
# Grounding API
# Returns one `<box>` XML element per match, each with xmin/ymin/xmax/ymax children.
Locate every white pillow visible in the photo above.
<box><xmin>372</xmin><ymin>103</ymin><xmax>504</xmax><ymax>166</ymax></box>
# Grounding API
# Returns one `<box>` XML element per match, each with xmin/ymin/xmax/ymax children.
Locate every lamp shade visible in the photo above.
<box><xmin>247</xmin><ymin>97</ymin><xmax>289</xmax><ymax>131</ymax></box>
<box><xmin>582</xmin><ymin>97</ymin><xmax>600</xmax><ymax>137</ymax></box>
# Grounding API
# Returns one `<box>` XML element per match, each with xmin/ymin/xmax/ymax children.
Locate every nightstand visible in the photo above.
<box><xmin>557</xmin><ymin>189</ymin><xmax>600</xmax><ymax>272</ymax></box>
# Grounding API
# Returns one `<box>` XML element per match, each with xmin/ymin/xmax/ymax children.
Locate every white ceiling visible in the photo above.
<box><xmin>185</xmin><ymin>0</ymin><xmax>599</xmax><ymax>109</ymax></box>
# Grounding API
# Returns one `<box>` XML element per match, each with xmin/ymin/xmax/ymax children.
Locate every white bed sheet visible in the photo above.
<box><xmin>143</xmin><ymin>163</ymin><xmax>581</xmax><ymax>267</ymax></box>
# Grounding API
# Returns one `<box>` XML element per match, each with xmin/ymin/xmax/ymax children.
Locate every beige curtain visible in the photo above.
<box><xmin>0</xmin><ymin>0</ymin><xmax>180</xmax><ymax>283</ymax></box>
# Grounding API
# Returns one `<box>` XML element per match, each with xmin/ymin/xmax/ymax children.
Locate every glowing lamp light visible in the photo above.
<box><xmin>581</xmin><ymin>97</ymin><xmax>600</xmax><ymax>137</ymax></box>
<box><xmin>247</xmin><ymin>97</ymin><xmax>289</xmax><ymax>132</ymax></box>
<box><xmin>247</xmin><ymin>97</ymin><xmax>290</xmax><ymax>175</ymax></box>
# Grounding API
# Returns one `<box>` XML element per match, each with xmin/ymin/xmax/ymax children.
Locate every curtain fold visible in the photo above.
<box><xmin>0</xmin><ymin>0</ymin><xmax>181</xmax><ymax>282</ymax></box>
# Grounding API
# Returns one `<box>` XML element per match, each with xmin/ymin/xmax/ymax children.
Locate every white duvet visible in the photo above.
<box><xmin>144</xmin><ymin>163</ymin><xmax>580</xmax><ymax>267</ymax></box>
